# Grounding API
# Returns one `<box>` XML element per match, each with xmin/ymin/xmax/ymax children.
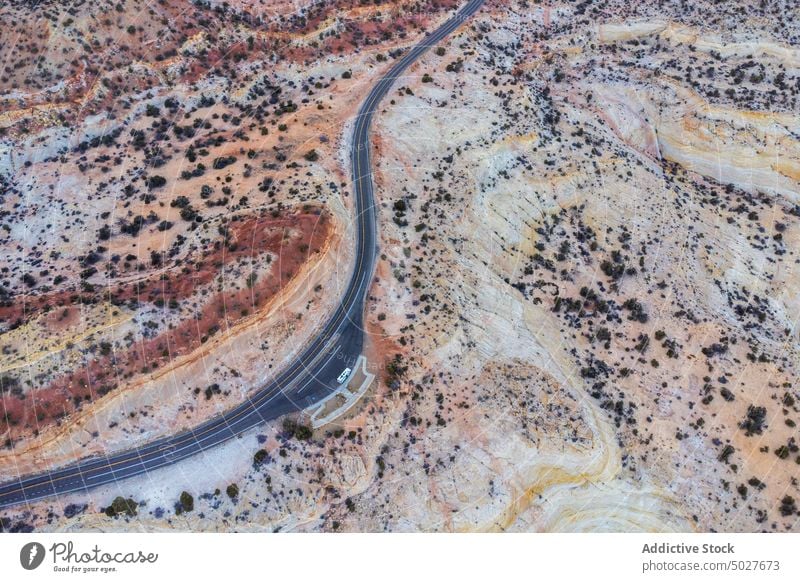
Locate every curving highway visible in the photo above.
<box><xmin>0</xmin><ymin>0</ymin><xmax>485</xmax><ymax>510</ymax></box>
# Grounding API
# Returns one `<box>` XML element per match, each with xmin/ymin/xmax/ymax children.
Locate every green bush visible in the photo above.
<box><xmin>179</xmin><ymin>491</ymin><xmax>194</xmax><ymax>512</ymax></box>
<box><xmin>105</xmin><ymin>496</ymin><xmax>137</xmax><ymax>518</ymax></box>
<box><xmin>253</xmin><ymin>449</ymin><xmax>269</xmax><ymax>467</ymax></box>
<box><xmin>147</xmin><ymin>175</ymin><xmax>166</xmax><ymax>189</ymax></box>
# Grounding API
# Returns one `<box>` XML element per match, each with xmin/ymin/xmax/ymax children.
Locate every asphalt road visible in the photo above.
<box><xmin>0</xmin><ymin>0</ymin><xmax>486</xmax><ymax>510</ymax></box>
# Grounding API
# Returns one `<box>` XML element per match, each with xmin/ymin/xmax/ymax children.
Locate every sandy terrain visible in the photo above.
<box><xmin>2</xmin><ymin>0</ymin><xmax>799</xmax><ymax>533</ymax></box>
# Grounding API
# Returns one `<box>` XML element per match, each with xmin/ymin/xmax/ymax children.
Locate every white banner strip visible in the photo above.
<box><xmin>2</xmin><ymin>533</ymin><xmax>799</xmax><ymax>581</ymax></box>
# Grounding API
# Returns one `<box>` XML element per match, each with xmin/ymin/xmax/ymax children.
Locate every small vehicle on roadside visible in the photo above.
<box><xmin>337</xmin><ymin>368</ymin><xmax>352</xmax><ymax>384</ymax></box>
